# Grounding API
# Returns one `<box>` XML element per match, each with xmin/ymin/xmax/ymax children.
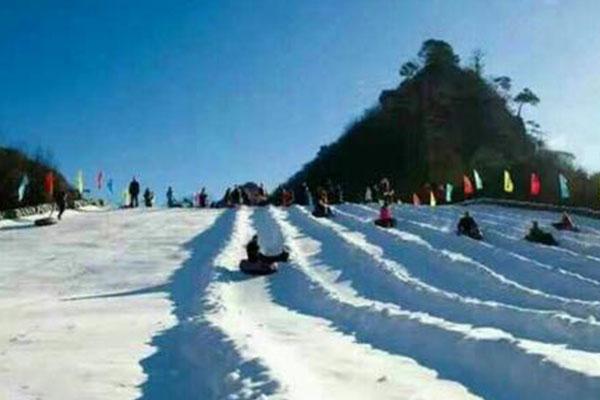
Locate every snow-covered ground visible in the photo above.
<box><xmin>2</xmin><ymin>203</ymin><xmax>600</xmax><ymax>399</ymax></box>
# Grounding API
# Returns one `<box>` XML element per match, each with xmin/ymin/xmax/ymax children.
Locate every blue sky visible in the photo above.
<box><xmin>1</xmin><ymin>0</ymin><xmax>599</xmax><ymax>201</ymax></box>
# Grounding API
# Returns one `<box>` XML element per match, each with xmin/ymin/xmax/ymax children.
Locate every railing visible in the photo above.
<box><xmin>0</xmin><ymin>199</ymin><xmax>99</xmax><ymax>220</ymax></box>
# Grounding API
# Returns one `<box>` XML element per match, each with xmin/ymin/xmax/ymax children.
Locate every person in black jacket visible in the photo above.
<box><xmin>129</xmin><ymin>178</ymin><xmax>140</xmax><ymax>208</ymax></box>
<box><xmin>245</xmin><ymin>235</ymin><xmax>289</xmax><ymax>264</ymax></box>
<box><xmin>240</xmin><ymin>235</ymin><xmax>289</xmax><ymax>275</ymax></box>
<box><xmin>54</xmin><ymin>190</ymin><xmax>67</xmax><ymax>220</ymax></box>
<box><xmin>526</xmin><ymin>221</ymin><xmax>558</xmax><ymax>246</ymax></box>
<box><xmin>457</xmin><ymin>212</ymin><xmax>483</xmax><ymax>240</ymax></box>
<box><xmin>143</xmin><ymin>188</ymin><xmax>154</xmax><ymax>207</ymax></box>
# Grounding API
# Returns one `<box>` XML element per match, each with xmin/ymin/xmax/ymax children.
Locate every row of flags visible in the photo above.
<box><xmin>10</xmin><ymin>168</ymin><xmax>593</xmax><ymax>207</ymax></box>
<box><xmin>412</xmin><ymin>170</ymin><xmax>576</xmax><ymax>206</ymax></box>
<box><xmin>15</xmin><ymin>170</ymin><xmax>114</xmax><ymax>203</ymax></box>
<box><xmin>76</xmin><ymin>170</ymin><xmax>114</xmax><ymax>194</ymax></box>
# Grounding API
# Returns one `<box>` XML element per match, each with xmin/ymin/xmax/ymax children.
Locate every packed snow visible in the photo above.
<box><xmin>2</xmin><ymin>203</ymin><xmax>600</xmax><ymax>399</ymax></box>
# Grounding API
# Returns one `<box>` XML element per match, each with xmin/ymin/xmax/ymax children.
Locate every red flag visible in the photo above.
<box><xmin>530</xmin><ymin>173</ymin><xmax>541</xmax><ymax>196</ymax></box>
<box><xmin>96</xmin><ymin>171</ymin><xmax>104</xmax><ymax>190</ymax></box>
<box><xmin>44</xmin><ymin>172</ymin><xmax>54</xmax><ymax>197</ymax></box>
<box><xmin>463</xmin><ymin>175</ymin><xmax>474</xmax><ymax>196</ymax></box>
<box><xmin>412</xmin><ymin>193</ymin><xmax>421</xmax><ymax>206</ymax></box>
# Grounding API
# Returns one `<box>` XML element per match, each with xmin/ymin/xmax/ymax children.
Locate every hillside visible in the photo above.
<box><xmin>0</xmin><ymin>147</ymin><xmax>75</xmax><ymax>211</ymax></box>
<box><xmin>284</xmin><ymin>40</ymin><xmax>599</xmax><ymax>207</ymax></box>
<box><xmin>3</xmin><ymin>205</ymin><xmax>600</xmax><ymax>399</ymax></box>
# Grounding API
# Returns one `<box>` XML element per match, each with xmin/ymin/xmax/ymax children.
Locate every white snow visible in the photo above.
<box><xmin>2</xmin><ymin>203</ymin><xmax>600</xmax><ymax>399</ymax></box>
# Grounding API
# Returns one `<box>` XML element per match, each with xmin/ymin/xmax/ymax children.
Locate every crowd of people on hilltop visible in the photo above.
<box><xmin>33</xmin><ymin>175</ymin><xmax>583</xmax><ymax>254</ymax></box>
<box><xmin>121</xmin><ymin>177</ymin><xmax>581</xmax><ymax>246</ymax></box>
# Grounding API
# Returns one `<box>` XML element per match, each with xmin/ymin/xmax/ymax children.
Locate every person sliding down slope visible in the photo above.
<box><xmin>552</xmin><ymin>212</ymin><xmax>579</xmax><ymax>232</ymax></box>
<box><xmin>239</xmin><ymin>235</ymin><xmax>290</xmax><ymax>275</ymax></box>
<box><xmin>374</xmin><ymin>200</ymin><xmax>396</xmax><ymax>228</ymax></box>
<box><xmin>525</xmin><ymin>221</ymin><xmax>558</xmax><ymax>246</ymax></box>
<box><xmin>456</xmin><ymin>211</ymin><xmax>483</xmax><ymax>240</ymax></box>
<box><xmin>312</xmin><ymin>188</ymin><xmax>333</xmax><ymax>218</ymax></box>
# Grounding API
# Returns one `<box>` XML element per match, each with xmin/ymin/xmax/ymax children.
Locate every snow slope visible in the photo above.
<box><xmin>2</xmin><ymin>203</ymin><xmax>600</xmax><ymax>399</ymax></box>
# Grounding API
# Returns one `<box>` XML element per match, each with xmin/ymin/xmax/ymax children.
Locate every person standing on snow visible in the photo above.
<box><xmin>166</xmin><ymin>186</ymin><xmax>175</xmax><ymax>208</ymax></box>
<box><xmin>143</xmin><ymin>188</ymin><xmax>154</xmax><ymax>207</ymax></box>
<box><xmin>281</xmin><ymin>187</ymin><xmax>294</xmax><ymax>207</ymax></box>
<box><xmin>380</xmin><ymin>178</ymin><xmax>394</xmax><ymax>204</ymax></box>
<box><xmin>313</xmin><ymin>187</ymin><xmax>333</xmax><ymax>218</ymax></box>
<box><xmin>299</xmin><ymin>182</ymin><xmax>312</xmax><ymax>207</ymax></box>
<box><xmin>198</xmin><ymin>187</ymin><xmax>207</xmax><ymax>208</ymax></box>
<box><xmin>232</xmin><ymin>185</ymin><xmax>243</xmax><ymax>205</ymax></box>
<box><xmin>54</xmin><ymin>189</ymin><xmax>68</xmax><ymax>220</ymax></box>
<box><xmin>257</xmin><ymin>183</ymin><xmax>268</xmax><ymax>206</ymax></box>
<box><xmin>129</xmin><ymin>177</ymin><xmax>140</xmax><ymax>208</ymax></box>
<box><xmin>335</xmin><ymin>184</ymin><xmax>344</xmax><ymax>204</ymax></box>
<box><xmin>365</xmin><ymin>186</ymin><xmax>373</xmax><ymax>203</ymax></box>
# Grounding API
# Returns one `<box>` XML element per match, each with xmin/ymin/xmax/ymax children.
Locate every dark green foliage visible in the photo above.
<box><xmin>514</xmin><ymin>87</ymin><xmax>540</xmax><ymax>117</ymax></box>
<box><xmin>418</xmin><ymin>39</ymin><xmax>460</xmax><ymax>68</ymax></box>
<box><xmin>399</xmin><ymin>60</ymin><xmax>420</xmax><ymax>79</ymax></box>
<box><xmin>0</xmin><ymin>147</ymin><xmax>76</xmax><ymax>211</ymax></box>
<box><xmin>282</xmin><ymin>39</ymin><xmax>599</xmax><ymax>209</ymax></box>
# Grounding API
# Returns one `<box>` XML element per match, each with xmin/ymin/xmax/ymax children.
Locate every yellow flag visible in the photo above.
<box><xmin>429</xmin><ymin>191</ymin><xmax>437</xmax><ymax>207</ymax></box>
<box><xmin>122</xmin><ymin>189</ymin><xmax>130</xmax><ymax>206</ymax></box>
<box><xmin>504</xmin><ymin>170</ymin><xmax>514</xmax><ymax>193</ymax></box>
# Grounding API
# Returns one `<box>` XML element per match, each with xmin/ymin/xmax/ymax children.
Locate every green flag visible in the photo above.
<box><xmin>473</xmin><ymin>170</ymin><xmax>483</xmax><ymax>191</ymax></box>
<box><xmin>559</xmin><ymin>174</ymin><xmax>570</xmax><ymax>199</ymax></box>
<box><xmin>445</xmin><ymin>183</ymin><xmax>454</xmax><ymax>203</ymax></box>
<box><xmin>76</xmin><ymin>170</ymin><xmax>84</xmax><ymax>195</ymax></box>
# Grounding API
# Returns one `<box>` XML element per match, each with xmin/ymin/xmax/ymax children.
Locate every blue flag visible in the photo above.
<box><xmin>107</xmin><ymin>178</ymin><xmax>114</xmax><ymax>194</ymax></box>
<box><xmin>18</xmin><ymin>175</ymin><xmax>29</xmax><ymax>202</ymax></box>
<box><xmin>559</xmin><ymin>174</ymin><xmax>570</xmax><ymax>199</ymax></box>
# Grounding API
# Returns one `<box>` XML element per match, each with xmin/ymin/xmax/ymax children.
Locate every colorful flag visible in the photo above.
<box><xmin>445</xmin><ymin>183</ymin><xmax>454</xmax><ymax>203</ymax></box>
<box><xmin>17</xmin><ymin>175</ymin><xmax>29</xmax><ymax>202</ymax></box>
<box><xmin>504</xmin><ymin>170</ymin><xmax>514</xmax><ymax>193</ymax></box>
<box><xmin>76</xmin><ymin>170</ymin><xmax>84</xmax><ymax>194</ymax></box>
<box><xmin>122</xmin><ymin>189</ymin><xmax>130</xmax><ymax>206</ymax></box>
<box><xmin>412</xmin><ymin>193</ymin><xmax>421</xmax><ymax>206</ymax></box>
<box><xmin>559</xmin><ymin>174</ymin><xmax>570</xmax><ymax>199</ymax></box>
<box><xmin>44</xmin><ymin>172</ymin><xmax>54</xmax><ymax>197</ymax></box>
<box><xmin>473</xmin><ymin>170</ymin><xmax>483</xmax><ymax>191</ymax></box>
<box><xmin>107</xmin><ymin>178</ymin><xmax>114</xmax><ymax>194</ymax></box>
<box><xmin>429</xmin><ymin>191</ymin><xmax>437</xmax><ymax>207</ymax></box>
<box><xmin>530</xmin><ymin>173</ymin><xmax>541</xmax><ymax>196</ymax></box>
<box><xmin>463</xmin><ymin>175</ymin><xmax>474</xmax><ymax>196</ymax></box>
<box><xmin>96</xmin><ymin>171</ymin><xmax>104</xmax><ymax>190</ymax></box>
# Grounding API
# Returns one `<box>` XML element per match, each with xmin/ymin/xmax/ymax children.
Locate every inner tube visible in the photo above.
<box><xmin>34</xmin><ymin>217</ymin><xmax>58</xmax><ymax>227</ymax></box>
<box><xmin>374</xmin><ymin>218</ymin><xmax>397</xmax><ymax>228</ymax></box>
<box><xmin>239</xmin><ymin>259</ymin><xmax>278</xmax><ymax>275</ymax></box>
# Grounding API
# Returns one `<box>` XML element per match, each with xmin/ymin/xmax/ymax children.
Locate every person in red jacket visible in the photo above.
<box><xmin>552</xmin><ymin>212</ymin><xmax>578</xmax><ymax>231</ymax></box>
<box><xmin>281</xmin><ymin>188</ymin><xmax>294</xmax><ymax>207</ymax></box>
<box><xmin>375</xmin><ymin>200</ymin><xmax>396</xmax><ymax>228</ymax></box>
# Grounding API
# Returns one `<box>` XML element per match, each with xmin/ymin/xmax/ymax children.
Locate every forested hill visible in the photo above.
<box><xmin>283</xmin><ymin>39</ymin><xmax>599</xmax><ymax>207</ymax></box>
<box><xmin>0</xmin><ymin>147</ymin><xmax>73</xmax><ymax>211</ymax></box>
